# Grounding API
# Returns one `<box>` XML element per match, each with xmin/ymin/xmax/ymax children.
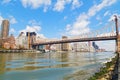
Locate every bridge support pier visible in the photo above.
<box><xmin>117</xmin><ymin>36</ymin><xmax>120</xmax><ymax>53</ymax></box>
<box><xmin>115</xmin><ymin>15</ymin><xmax>120</xmax><ymax>53</ymax></box>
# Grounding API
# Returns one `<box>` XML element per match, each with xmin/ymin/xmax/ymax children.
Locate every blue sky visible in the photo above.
<box><xmin>0</xmin><ymin>0</ymin><xmax>120</xmax><ymax>51</ymax></box>
<box><xmin>0</xmin><ymin>0</ymin><xmax>120</xmax><ymax>39</ymax></box>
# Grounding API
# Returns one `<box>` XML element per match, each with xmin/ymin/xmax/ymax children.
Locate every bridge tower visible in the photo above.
<box><xmin>115</xmin><ymin>15</ymin><xmax>120</xmax><ymax>53</ymax></box>
<box><xmin>61</xmin><ymin>36</ymin><xmax>69</xmax><ymax>51</ymax></box>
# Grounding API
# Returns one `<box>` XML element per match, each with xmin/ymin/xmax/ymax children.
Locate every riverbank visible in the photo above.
<box><xmin>0</xmin><ymin>49</ymin><xmax>38</xmax><ymax>53</ymax></box>
<box><xmin>88</xmin><ymin>53</ymin><xmax>118</xmax><ymax>80</ymax></box>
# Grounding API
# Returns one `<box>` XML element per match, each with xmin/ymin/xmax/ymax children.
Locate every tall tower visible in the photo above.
<box><xmin>26</xmin><ymin>32</ymin><xmax>36</xmax><ymax>49</ymax></box>
<box><xmin>61</xmin><ymin>36</ymin><xmax>69</xmax><ymax>51</ymax></box>
<box><xmin>1</xmin><ymin>20</ymin><xmax>9</xmax><ymax>38</ymax></box>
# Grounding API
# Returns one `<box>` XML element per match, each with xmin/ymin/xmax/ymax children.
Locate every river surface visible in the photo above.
<box><xmin>0</xmin><ymin>52</ymin><xmax>115</xmax><ymax>80</ymax></box>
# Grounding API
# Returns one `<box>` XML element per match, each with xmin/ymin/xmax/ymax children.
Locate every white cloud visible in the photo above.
<box><xmin>65</xmin><ymin>0</ymin><xmax>117</xmax><ymax>36</ymax></box>
<box><xmin>64</xmin><ymin>16</ymin><xmax>67</xmax><ymax>20</ymax></box>
<box><xmin>66</xmin><ymin>24</ymin><xmax>71</xmax><ymax>31</ymax></box>
<box><xmin>37</xmin><ymin>34</ymin><xmax>46</xmax><ymax>39</ymax></box>
<box><xmin>43</xmin><ymin>6</ymin><xmax>48</xmax><ymax>12</ymax></box>
<box><xmin>108</xmin><ymin>13</ymin><xmax>120</xmax><ymax>22</ymax></box>
<box><xmin>71</xmin><ymin>0</ymin><xmax>83</xmax><ymax>10</ymax></box>
<box><xmin>96</xmin><ymin>15</ymin><xmax>101</xmax><ymax>21</ymax></box>
<box><xmin>21</xmin><ymin>0</ymin><xmax>82</xmax><ymax>12</ymax></box>
<box><xmin>19</xmin><ymin>20</ymin><xmax>46</xmax><ymax>39</ymax></box>
<box><xmin>88</xmin><ymin>0</ymin><xmax>116</xmax><ymax>17</ymax></box>
<box><xmin>20</xmin><ymin>19</ymin><xmax>41</xmax><ymax>33</ymax></box>
<box><xmin>9</xmin><ymin>16</ymin><xmax>17</xmax><ymax>24</ymax></box>
<box><xmin>53</xmin><ymin>0</ymin><xmax>68</xmax><ymax>12</ymax></box>
<box><xmin>20</xmin><ymin>25</ymin><xmax>47</xmax><ymax>39</ymax></box>
<box><xmin>104</xmin><ymin>11</ymin><xmax>110</xmax><ymax>16</ymax></box>
<box><xmin>2</xmin><ymin>0</ymin><xmax>11</xmax><ymax>4</ymax></box>
<box><xmin>21</xmin><ymin>0</ymin><xmax>51</xmax><ymax>12</ymax></box>
<box><xmin>66</xmin><ymin>13</ymin><xmax>90</xmax><ymax>35</ymax></box>
<box><xmin>20</xmin><ymin>25</ymin><xmax>41</xmax><ymax>33</ymax></box>
<box><xmin>28</xmin><ymin>19</ymin><xmax>41</xmax><ymax>26</ymax></box>
<box><xmin>53</xmin><ymin>0</ymin><xmax>82</xmax><ymax>12</ymax></box>
<box><xmin>10</xmin><ymin>28</ymin><xmax>15</xmax><ymax>33</ymax></box>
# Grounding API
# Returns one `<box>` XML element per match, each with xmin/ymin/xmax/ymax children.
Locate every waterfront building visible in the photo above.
<box><xmin>16</xmin><ymin>32</ymin><xmax>28</xmax><ymax>49</ymax></box>
<box><xmin>72</xmin><ymin>42</ymin><xmax>95</xmax><ymax>52</ymax></box>
<box><xmin>54</xmin><ymin>44</ymin><xmax>62</xmax><ymax>51</ymax></box>
<box><xmin>0</xmin><ymin>30</ymin><xmax>1</xmax><ymax>38</ymax></box>
<box><xmin>50</xmin><ymin>44</ymin><xmax>57</xmax><ymax>51</ymax></box>
<box><xmin>3</xmin><ymin>42</ymin><xmax>10</xmax><ymax>49</ymax></box>
<box><xmin>0</xmin><ymin>39</ymin><xmax>2</xmax><ymax>47</ymax></box>
<box><xmin>26</xmin><ymin>32</ymin><xmax>36</xmax><ymax>44</ymax></box>
<box><xmin>0</xmin><ymin>34</ymin><xmax>16</xmax><ymax>49</ymax></box>
<box><xmin>45</xmin><ymin>37</ymin><xmax>72</xmax><ymax>51</ymax></box>
<box><xmin>0</xmin><ymin>19</ymin><xmax>15</xmax><ymax>49</ymax></box>
<box><xmin>1</xmin><ymin>20</ymin><xmax>9</xmax><ymax>39</ymax></box>
<box><xmin>26</xmin><ymin>32</ymin><xmax>37</xmax><ymax>49</ymax></box>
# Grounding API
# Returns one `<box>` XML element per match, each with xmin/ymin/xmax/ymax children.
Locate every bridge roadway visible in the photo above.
<box><xmin>32</xmin><ymin>36</ymin><xmax>117</xmax><ymax>45</ymax></box>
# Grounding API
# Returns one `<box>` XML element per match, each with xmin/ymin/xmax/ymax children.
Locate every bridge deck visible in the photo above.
<box><xmin>33</xmin><ymin>36</ymin><xmax>116</xmax><ymax>45</ymax></box>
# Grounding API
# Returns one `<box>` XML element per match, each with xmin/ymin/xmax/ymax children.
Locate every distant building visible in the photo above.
<box><xmin>92</xmin><ymin>42</ymin><xmax>99</xmax><ymax>51</ymax></box>
<box><xmin>0</xmin><ymin>34</ymin><xmax>16</xmax><ymax>49</ymax></box>
<box><xmin>73</xmin><ymin>42</ymin><xmax>88</xmax><ymax>52</ymax></box>
<box><xmin>0</xmin><ymin>30</ymin><xmax>1</xmax><ymax>38</ymax></box>
<box><xmin>55</xmin><ymin>44</ymin><xmax>62</xmax><ymax>51</ymax></box>
<box><xmin>16</xmin><ymin>32</ymin><xmax>28</xmax><ymax>49</ymax></box>
<box><xmin>72</xmin><ymin>42</ymin><xmax>95</xmax><ymax>52</ymax></box>
<box><xmin>0</xmin><ymin>20</ymin><xmax>16</xmax><ymax>49</ymax></box>
<box><xmin>43</xmin><ymin>38</ymin><xmax>62</xmax><ymax>51</ymax></box>
<box><xmin>35</xmin><ymin>36</ymin><xmax>47</xmax><ymax>50</ymax></box>
<box><xmin>26</xmin><ymin>32</ymin><xmax>36</xmax><ymax>49</ymax></box>
<box><xmin>61</xmin><ymin>36</ymin><xmax>70</xmax><ymax>51</ymax></box>
<box><xmin>1</xmin><ymin>20</ymin><xmax>9</xmax><ymax>39</ymax></box>
<box><xmin>36</xmin><ymin>36</ymin><xmax>46</xmax><ymax>43</ymax></box>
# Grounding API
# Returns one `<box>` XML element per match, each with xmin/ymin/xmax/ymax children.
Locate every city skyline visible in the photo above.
<box><xmin>0</xmin><ymin>0</ymin><xmax>119</xmax><ymax>51</ymax></box>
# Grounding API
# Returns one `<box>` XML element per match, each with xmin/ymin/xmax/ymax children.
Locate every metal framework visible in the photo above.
<box><xmin>33</xmin><ymin>36</ymin><xmax>116</xmax><ymax>45</ymax></box>
<box><xmin>32</xmin><ymin>17</ymin><xmax>120</xmax><ymax>47</ymax></box>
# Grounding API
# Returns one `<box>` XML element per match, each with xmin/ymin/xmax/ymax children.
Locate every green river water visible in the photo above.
<box><xmin>0</xmin><ymin>52</ymin><xmax>115</xmax><ymax>80</ymax></box>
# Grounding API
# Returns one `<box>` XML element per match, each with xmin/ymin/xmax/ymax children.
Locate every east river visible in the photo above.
<box><xmin>0</xmin><ymin>52</ymin><xmax>116</xmax><ymax>80</ymax></box>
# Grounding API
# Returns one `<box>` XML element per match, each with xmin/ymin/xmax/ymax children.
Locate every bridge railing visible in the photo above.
<box><xmin>68</xmin><ymin>21</ymin><xmax>117</xmax><ymax>40</ymax></box>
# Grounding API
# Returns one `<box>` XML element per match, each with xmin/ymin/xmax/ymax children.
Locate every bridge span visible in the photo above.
<box><xmin>32</xmin><ymin>36</ymin><xmax>117</xmax><ymax>45</ymax></box>
<box><xmin>31</xmin><ymin>16</ymin><xmax>120</xmax><ymax>52</ymax></box>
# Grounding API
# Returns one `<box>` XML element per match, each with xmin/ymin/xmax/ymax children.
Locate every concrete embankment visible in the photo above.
<box><xmin>0</xmin><ymin>50</ymin><xmax>38</xmax><ymax>53</ymax></box>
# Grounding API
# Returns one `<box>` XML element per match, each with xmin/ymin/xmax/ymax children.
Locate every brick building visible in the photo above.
<box><xmin>0</xmin><ymin>34</ymin><xmax>16</xmax><ymax>49</ymax></box>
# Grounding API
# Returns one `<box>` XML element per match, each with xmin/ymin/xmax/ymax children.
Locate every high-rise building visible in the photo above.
<box><xmin>61</xmin><ymin>36</ymin><xmax>70</xmax><ymax>51</ymax></box>
<box><xmin>26</xmin><ymin>32</ymin><xmax>36</xmax><ymax>49</ymax></box>
<box><xmin>1</xmin><ymin>20</ymin><xmax>9</xmax><ymax>39</ymax></box>
<box><xmin>92</xmin><ymin>42</ymin><xmax>99</xmax><ymax>50</ymax></box>
<box><xmin>16</xmin><ymin>32</ymin><xmax>28</xmax><ymax>49</ymax></box>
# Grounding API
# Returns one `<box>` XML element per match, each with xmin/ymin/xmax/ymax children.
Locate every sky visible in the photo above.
<box><xmin>0</xmin><ymin>0</ymin><xmax>120</xmax><ymax>51</ymax></box>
